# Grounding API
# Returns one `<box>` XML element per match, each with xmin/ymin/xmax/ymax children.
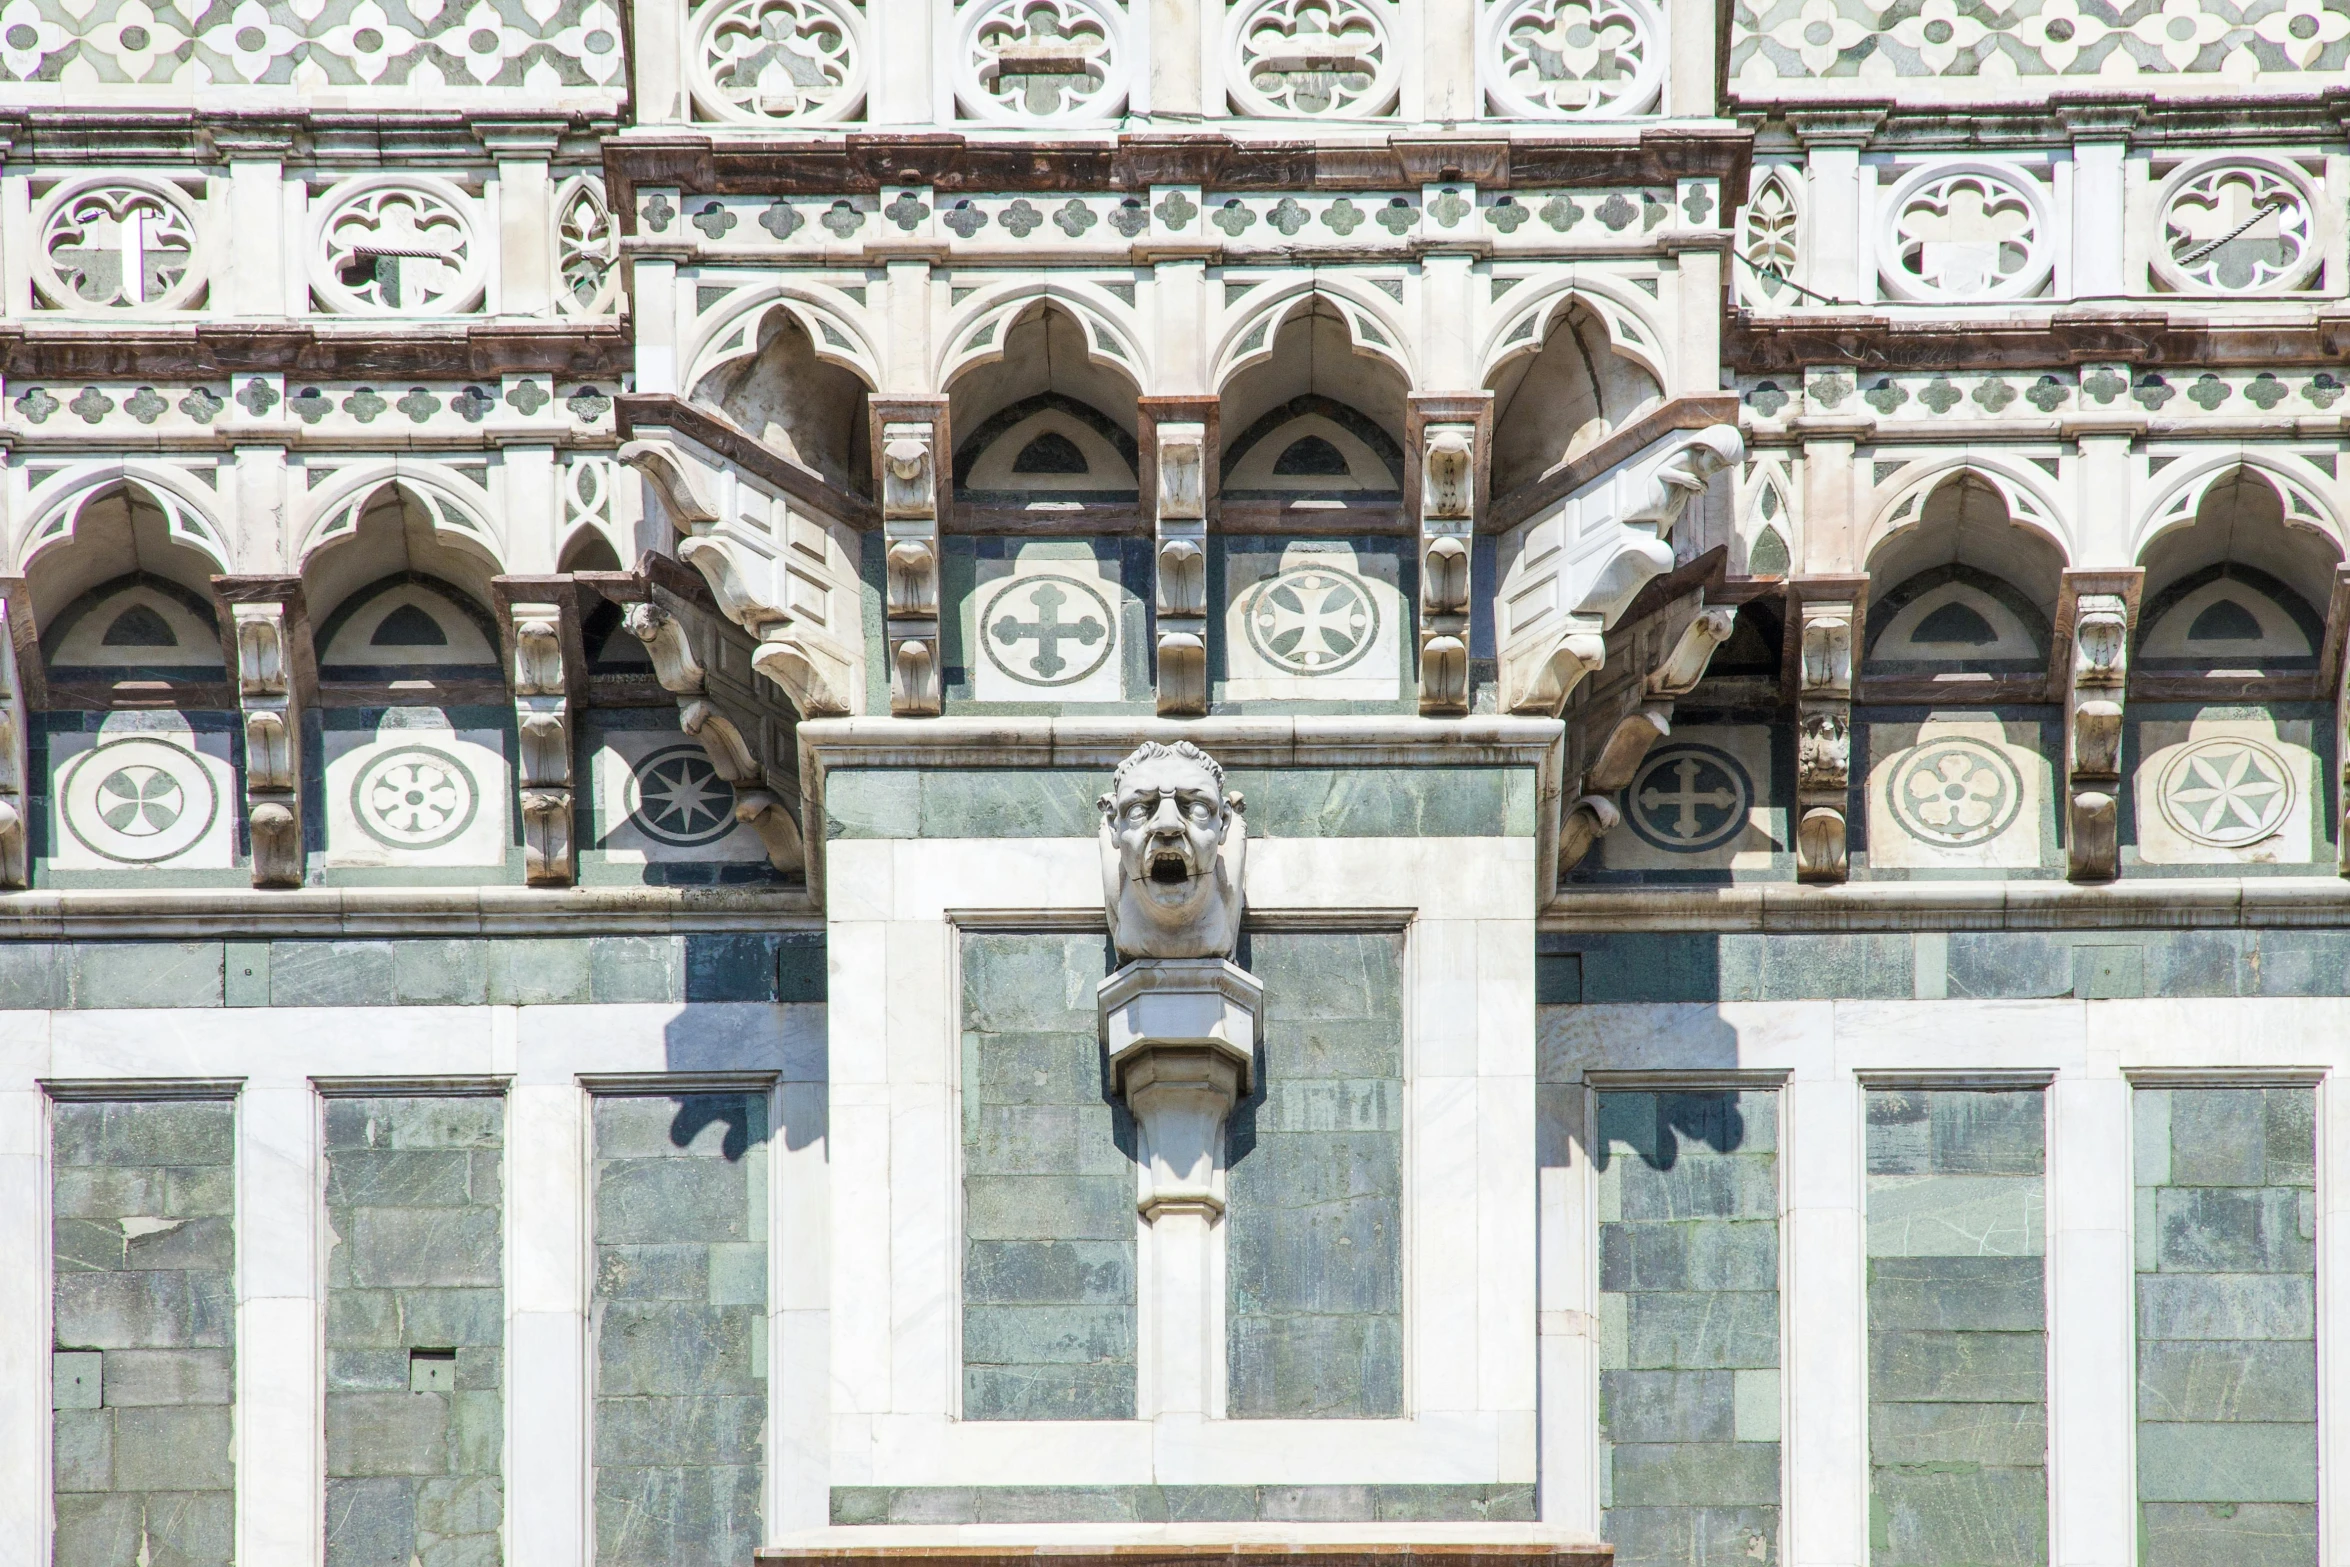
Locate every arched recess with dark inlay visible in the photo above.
<box><xmin>1864</xmin><ymin>472</ymin><xmax>2062</xmax><ymax>683</ymax></box>
<box><xmin>29</xmin><ymin>484</ymin><xmax>232</xmax><ymax>700</ymax></box>
<box><xmin>1216</xmin><ymin>298</ymin><xmax>1410</xmax><ymax>519</ymax></box>
<box><xmin>2137</xmin><ymin>469</ymin><xmax>2338</xmax><ymax>676</ymax></box>
<box><xmin>947</xmin><ymin>303</ymin><xmax>1142</xmax><ymax>516</ymax></box>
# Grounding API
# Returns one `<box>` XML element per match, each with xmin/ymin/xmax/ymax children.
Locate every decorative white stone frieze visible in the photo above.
<box><xmin>1795</xmin><ymin>587</ymin><xmax>1857</xmax><ymax>884</ymax></box>
<box><xmin>2154</xmin><ymin>157</ymin><xmax>2320</xmax><ymax>295</ymax></box>
<box><xmin>33</xmin><ymin>176</ymin><xmax>206</xmax><ymax>313</ymax></box>
<box><xmin>1227</xmin><ymin>0</ymin><xmax>1398</xmax><ymax>117</ymax></box>
<box><xmin>1881</xmin><ymin>162</ymin><xmax>2052</xmax><ymax>304</ymax></box>
<box><xmin>689</xmin><ymin>0</ymin><xmax>866</xmax><ymax>123</ymax></box>
<box><xmin>309</xmin><ymin>175</ymin><xmax>487</xmax><ymax>317</ymax></box>
<box><xmin>1482</xmin><ymin>0</ymin><xmax>1665</xmax><ymax>119</ymax></box>
<box><xmin>956</xmin><ymin>0</ymin><xmax>1127</xmax><ymax>122</ymax></box>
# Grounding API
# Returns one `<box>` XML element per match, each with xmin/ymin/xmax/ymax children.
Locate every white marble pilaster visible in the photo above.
<box><xmin>0</xmin><ymin>1025</ymin><xmax>49</xmax><ymax>1563</ymax></box>
<box><xmin>2070</xmin><ymin>139</ymin><xmax>2127</xmax><ymax>301</ymax></box>
<box><xmin>1784</xmin><ymin>1065</ymin><xmax>1864</xmax><ymax>1567</ymax></box>
<box><xmin>2049</xmin><ymin>1064</ymin><xmax>2133</xmax><ymax>1567</ymax></box>
<box><xmin>237</xmin><ymin>1081</ymin><xmax>322</xmax><ymax>1567</ymax></box>
<box><xmin>508</xmin><ymin>1075</ymin><xmax>587</xmax><ymax>1567</ymax></box>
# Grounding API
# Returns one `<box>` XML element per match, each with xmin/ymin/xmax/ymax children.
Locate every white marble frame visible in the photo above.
<box><xmin>1541</xmin><ymin>994</ymin><xmax>2350</xmax><ymax>1567</ymax></box>
<box><xmin>0</xmin><ymin>999</ymin><xmax>822</xmax><ymax>1567</ymax></box>
<box><xmin>822</xmin><ymin>830</ymin><xmax>1541</xmax><ymax>1496</ymax></box>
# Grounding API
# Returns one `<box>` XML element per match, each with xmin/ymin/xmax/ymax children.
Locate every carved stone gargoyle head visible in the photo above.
<box><xmin>1099</xmin><ymin>740</ymin><xmax>1246</xmax><ymax>960</ymax></box>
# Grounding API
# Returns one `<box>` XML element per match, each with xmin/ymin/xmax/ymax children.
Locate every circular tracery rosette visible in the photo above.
<box><xmin>2153</xmin><ymin>158</ymin><xmax>2320</xmax><ymax>296</ymax></box>
<box><xmin>1880</xmin><ymin>162</ymin><xmax>2052</xmax><ymax>305</ymax></box>
<box><xmin>689</xmin><ymin>0</ymin><xmax>866</xmax><ymax>124</ymax></box>
<box><xmin>956</xmin><ymin>0</ymin><xmax>1128</xmax><ymax>123</ymax></box>
<box><xmin>1225</xmin><ymin>0</ymin><xmax>1400</xmax><ymax>119</ymax></box>
<box><xmin>308</xmin><ymin>174</ymin><xmax>487</xmax><ymax>317</ymax></box>
<box><xmin>33</xmin><ymin>176</ymin><xmax>207</xmax><ymax>313</ymax></box>
<box><xmin>1483</xmin><ymin>0</ymin><xmax>1663</xmax><ymax>119</ymax></box>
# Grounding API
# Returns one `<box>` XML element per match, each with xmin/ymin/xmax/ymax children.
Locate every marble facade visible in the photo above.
<box><xmin>8</xmin><ymin>2</ymin><xmax>2350</xmax><ymax>1567</ymax></box>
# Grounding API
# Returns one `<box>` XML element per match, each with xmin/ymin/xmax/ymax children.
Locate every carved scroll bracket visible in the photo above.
<box><xmin>214</xmin><ymin>577</ymin><xmax>313</xmax><ymax>890</ymax></box>
<box><xmin>872</xmin><ymin>395</ymin><xmax>949</xmax><ymax>718</ymax></box>
<box><xmin>1408</xmin><ymin>394</ymin><xmax>1493</xmax><ymax>716</ymax></box>
<box><xmin>1793</xmin><ymin>577</ymin><xmax>1865</xmax><ymax>885</ymax></box>
<box><xmin>2056</xmin><ymin>569</ymin><xmax>2141</xmax><ymax>883</ymax></box>
<box><xmin>1146</xmin><ymin>406</ymin><xmax>1214</xmax><ymax>717</ymax></box>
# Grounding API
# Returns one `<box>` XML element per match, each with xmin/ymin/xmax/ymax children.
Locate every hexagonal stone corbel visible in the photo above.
<box><xmin>215</xmin><ymin>578</ymin><xmax>312</xmax><ymax>890</ymax></box>
<box><xmin>2060</xmin><ymin>570</ymin><xmax>2140</xmax><ymax>883</ymax></box>
<box><xmin>508</xmin><ymin>599</ymin><xmax>573</xmax><ymax>886</ymax></box>
<box><xmin>1148</xmin><ymin>405</ymin><xmax>1214</xmax><ymax>716</ymax></box>
<box><xmin>871</xmin><ymin>397</ymin><xmax>948</xmax><ymax>718</ymax></box>
<box><xmin>1794</xmin><ymin>580</ymin><xmax>1864</xmax><ymax>884</ymax></box>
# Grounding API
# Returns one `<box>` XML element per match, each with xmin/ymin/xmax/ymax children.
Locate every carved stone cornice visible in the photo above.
<box><xmin>1729</xmin><ymin>309</ymin><xmax>2350</xmax><ymax>374</ymax></box>
<box><xmin>0</xmin><ymin>323</ymin><xmax>633</xmax><ymax>381</ymax></box>
<box><xmin>600</xmin><ymin>128</ymin><xmax>1755</xmax><ymax>231</ymax></box>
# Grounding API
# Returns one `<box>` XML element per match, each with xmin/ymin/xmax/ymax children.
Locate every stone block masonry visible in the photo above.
<box><xmin>51</xmin><ymin>1098</ymin><xmax>236</xmax><ymax>1567</ymax></box>
<box><xmin>1227</xmin><ymin>931</ymin><xmax>1406</xmax><ymax>1419</ymax></box>
<box><xmin>324</xmin><ymin>1094</ymin><xmax>504</xmax><ymax>1567</ymax></box>
<box><xmin>959</xmin><ymin>932</ymin><xmax>1135</xmax><ymax>1421</ymax></box>
<box><xmin>2134</xmin><ymin>1086</ymin><xmax>2317</xmax><ymax>1567</ymax></box>
<box><xmin>1595</xmin><ymin>1089</ymin><xmax>1781</xmax><ymax>1567</ymax></box>
<box><xmin>1866</xmin><ymin>1088</ymin><xmax>2048</xmax><ymax>1567</ymax></box>
<box><xmin>592</xmin><ymin>1092</ymin><xmax>769</xmax><ymax>1567</ymax></box>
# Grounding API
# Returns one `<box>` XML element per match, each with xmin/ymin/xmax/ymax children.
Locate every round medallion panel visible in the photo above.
<box><xmin>1626</xmin><ymin>744</ymin><xmax>1753</xmax><ymax>854</ymax></box>
<box><xmin>627</xmin><ymin>744</ymin><xmax>741</xmax><ymax>849</ymax></box>
<box><xmin>61</xmin><ymin>737</ymin><xmax>219</xmax><ymax>864</ymax></box>
<box><xmin>1240</xmin><ymin>564</ymin><xmax>1381</xmax><ymax>675</ymax></box>
<box><xmin>1484</xmin><ymin>0</ymin><xmax>1664</xmax><ymax>119</ymax></box>
<box><xmin>2158</xmin><ymin>736</ymin><xmax>2294</xmax><ymax>849</ymax></box>
<box><xmin>1888</xmin><ymin>737</ymin><xmax>2024</xmax><ymax>848</ymax></box>
<box><xmin>980</xmin><ymin>573</ymin><xmax>1117</xmax><ymax>687</ymax></box>
<box><xmin>351</xmin><ymin>745</ymin><xmax>480</xmax><ymax>850</ymax></box>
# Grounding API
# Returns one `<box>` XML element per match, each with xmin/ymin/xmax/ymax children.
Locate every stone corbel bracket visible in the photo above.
<box><xmin>1407</xmin><ymin>394</ymin><xmax>1494</xmax><ymax>716</ymax></box>
<box><xmin>0</xmin><ymin>599</ymin><xmax>34</xmax><ymax>888</ymax></box>
<box><xmin>1793</xmin><ymin>576</ymin><xmax>1866</xmax><ymax>885</ymax></box>
<box><xmin>1549</xmin><ymin>549</ymin><xmax>1734</xmax><ymax>875</ymax></box>
<box><xmin>505</xmin><ymin>596</ymin><xmax>575</xmax><ymax>886</ymax></box>
<box><xmin>623</xmin><ymin>588</ymin><xmax>807</xmax><ymax>875</ymax></box>
<box><xmin>1143</xmin><ymin>398</ymin><xmax>1217</xmax><ymax>717</ymax></box>
<box><xmin>870</xmin><ymin>394</ymin><xmax>949</xmax><ymax>718</ymax></box>
<box><xmin>214</xmin><ymin>577</ymin><xmax>313</xmax><ymax>890</ymax></box>
<box><xmin>1495</xmin><ymin>421</ymin><xmax>1743</xmax><ymax>718</ymax></box>
<box><xmin>615</xmin><ymin>400</ymin><xmax>870</xmax><ymax>722</ymax></box>
<box><xmin>2054</xmin><ymin>569</ymin><xmax>2141</xmax><ymax>883</ymax></box>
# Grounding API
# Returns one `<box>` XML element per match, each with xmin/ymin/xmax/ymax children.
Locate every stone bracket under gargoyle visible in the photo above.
<box><xmin>1496</xmin><ymin>423</ymin><xmax>1743</xmax><ymax>718</ymax></box>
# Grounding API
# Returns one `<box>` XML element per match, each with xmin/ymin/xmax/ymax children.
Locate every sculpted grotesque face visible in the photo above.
<box><xmin>1099</xmin><ymin>741</ymin><xmax>1245</xmax><ymax>960</ymax></box>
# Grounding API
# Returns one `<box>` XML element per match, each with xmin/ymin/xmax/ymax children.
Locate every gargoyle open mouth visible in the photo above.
<box><xmin>1149</xmin><ymin>847</ymin><xmax>1192</xmax><ymax>884</ymax></box>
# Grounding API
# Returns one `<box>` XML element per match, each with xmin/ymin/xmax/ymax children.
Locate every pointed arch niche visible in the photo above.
<box><xmin>692</xmin><ymin>306</ymin><xmax>874</xmax><ymax>498</ymax></box>
<box><xmin>2138</xmin><ymin>469</ymin><xmax>2339</xmax><ymax>679</ymax></box>
<box><xmin>1486</xmin><ymin>298</ymin><xmax>1665</xmax><ymax>501</ymax></box>
<box><xmin>31</xmin><ymin>483</ymin><xmax>233</xmax><ymax>703</ymax></box>
<box><xmin>1865</xmin><ymin>472</ymin><xmax>2064</xmax><ymax>691</ymax></box>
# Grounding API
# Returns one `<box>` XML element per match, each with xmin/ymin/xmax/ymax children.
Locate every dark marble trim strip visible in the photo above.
<box><xmin>828</xmin><ymin>1483</ymin><xmax>1538</xmax><ymax>1526</ymax></box>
